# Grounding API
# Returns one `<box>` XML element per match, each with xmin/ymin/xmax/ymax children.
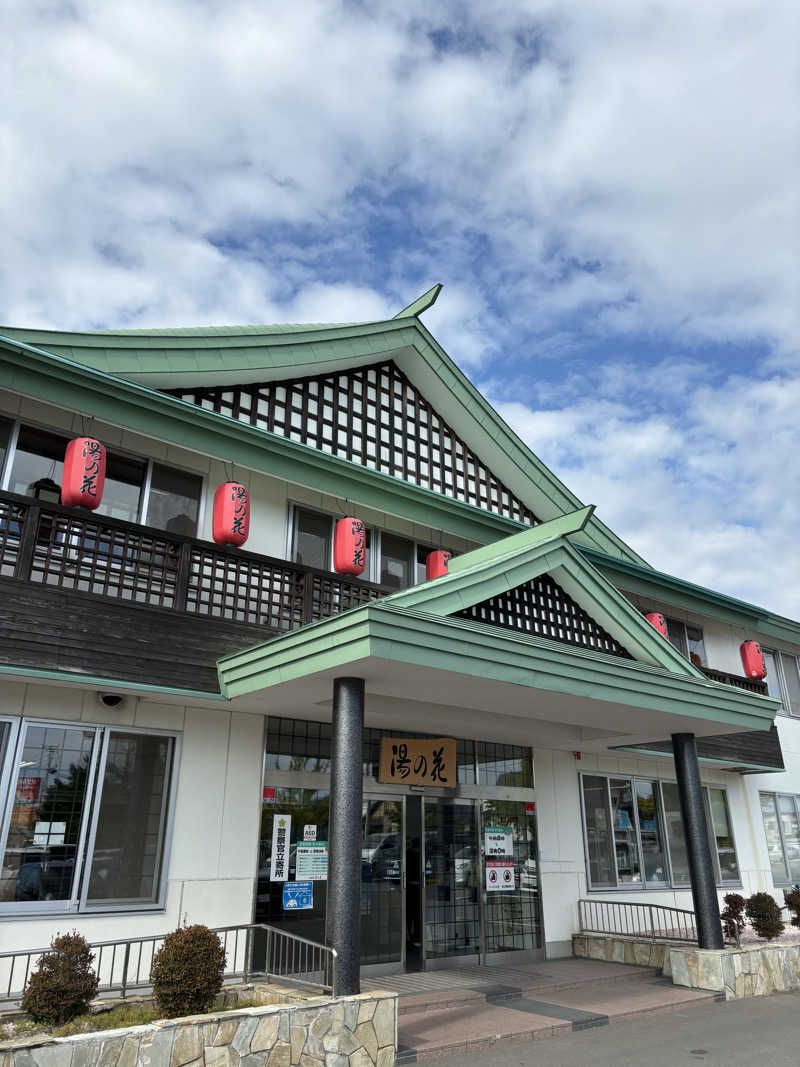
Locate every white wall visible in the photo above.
<box><xmin>0</xmin><ymin>682</ymin><xmax>264</xmax><ymax>952</ymax></box>
<box><xmin>535</xmin><ymin>746</ymin><xmax>758</xmax><ymax>955</ymax></box>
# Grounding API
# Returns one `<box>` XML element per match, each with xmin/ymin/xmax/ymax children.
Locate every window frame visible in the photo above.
<box><xmin>0</xmin><ymin>718</ymin><xmax>180</xmax><ymax>917</ymax></box>
<box><xmin>287</xmin><ymin>501</ymin><xmax>447</xmax><ymax>588</ymax></box>
<box><xmin>0</xmin><ymin>413</ymin><xmax>206</xmax><ymax>538</ymax></box>
<box><xmin>579</xmin><ymin>770</ymin><xmax>742</xmax><ymax>892</ymax></box>
<box><xmin>761</xmin><ymin>648</ymin><xmax>800</xmax><ymax>717</ymax></box>
<box><xmin>663</xmin><ymin>616</ymin><xmax>707</xmax><ymax>667</ymax></box>
<box><xmin>759</xmin><ymin>790</ymin><xmax>800</xmax><ymax>886</ymax></box>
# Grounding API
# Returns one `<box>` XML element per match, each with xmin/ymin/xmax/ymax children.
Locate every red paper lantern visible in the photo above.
<box><xmin>213</xmin><ymin>482</ymin><xmax>250</xmax><ymax>546</ymax></box>
<box><xmin>740</xmin><ymin>640</ymin><xmax>767</xmax><ymax>680</ymax></box>
<box><xmin>426</xmin><ymin>550</ymin><xmax>452</xmax><ymax>581</ymax></box>
<box><xmin>333</xmin><ymin>517</ymin><xmax>367</xmax><ymax>576</ymax></box>
<box><xmin>61</xmin><ymin>437</ymin><xmax>106</xmax><ymax>509</ymax></box>
<box><xmin>645</xmin><ymin>612</ymin><xmax>669</xmax><ymax>639</ymax></box>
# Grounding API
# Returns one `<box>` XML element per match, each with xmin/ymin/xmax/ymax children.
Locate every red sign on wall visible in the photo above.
<box><xmin>263</xmin><ymin>787</ymin><xmax>276</xmax><ymax>802</ymax></box>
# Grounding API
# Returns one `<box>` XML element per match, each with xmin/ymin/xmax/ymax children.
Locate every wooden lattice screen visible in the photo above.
<box><xmin>457</xmin><ymin>573</ymin><xmax>634</xmax><ymax>659</ymax></box>
<box><xmin>169</xmin><ymin>360</ymin><xmax>539</xmax><ymax>525</ymax></box>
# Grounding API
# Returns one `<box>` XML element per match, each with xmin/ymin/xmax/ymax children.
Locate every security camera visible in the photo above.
<box><xmin>97</xmin><ymin>692</ymin><xmax>126</xmax><ymax>709</ymax></box>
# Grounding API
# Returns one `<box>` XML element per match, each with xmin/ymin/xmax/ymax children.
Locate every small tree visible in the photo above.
<box><xmin>151</xmin><ymin>925</ymin><xmax>226</xmax><ymax>1018</ymax></box>
<box><xmin>783</xmin><ymin>886</ymin><xmax>800</xmax><ymax>927</ymax></box>
<box><xmin>21</xmin><ymin>932</ymin><xmax>99</xmax><ymax>1026</ymax></box>
<box><xmin>745</xmin><ymin>892</ymin><xmax>785</xmax><ymax>940</ymax></box>
<box><xmin>721</xmin><ymin>893</ymin><xmax>746</xmax><ymax>939</ymax></box>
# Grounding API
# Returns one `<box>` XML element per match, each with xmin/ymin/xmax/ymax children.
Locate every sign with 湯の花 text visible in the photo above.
<box><xmin>484</xmin><ymin>826</ymin><xmax>513</xmax><ymax>856</ymax></box>
<box><xmin>283</xmin><ymin>881</ymin><xmax>313</xmax><ymax>910</ymax></box>
<box><xmin>295</xmin><ymin>841</ymin><xmax>328</xmax><ymax>880</ymax></box>
<box><xmin>378</xmin><ymin>738</ymin><xmax>456</xmax><ymax>787</ymax></box>
<box><xmin>486</xmin><ymin>859</ymin><xmax>515</xmax><ymax>891</ymax></box>
<box><xmin>270</xmin><ymin>814</ymin><xmax>291</xmax><ymax>882</ymax></box>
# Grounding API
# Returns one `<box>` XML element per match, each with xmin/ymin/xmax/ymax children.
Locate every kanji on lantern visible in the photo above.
<box><xmin>213</xmin><ymin>482</ymin><xmax>250</xmax><ymax>546</ymax></box>
<box><xmin>61</xmin><ymin>438</ymin><xmax>106</xmax><ymax>510</ymax></box>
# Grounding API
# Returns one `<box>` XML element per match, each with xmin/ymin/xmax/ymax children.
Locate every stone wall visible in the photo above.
<box><xmin>669</xmin><ymin>943</ymin><xmax>800</xmax><ymax>1000</ymax></box>
<box><xmin>572</xmin><ymin>933</ymin><xmax>670</xmax><ymax>970</ymax></box>
<box><xmin>0</xmin><ymin>991</ymin><xmax>397</xmax><ymax>1067</ymax></box>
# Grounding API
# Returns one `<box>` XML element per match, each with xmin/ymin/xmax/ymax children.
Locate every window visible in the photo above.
<box><xmin>760</xmin><ymin>792</ymin><xmax>800</xmax><ymax>884</ymax></box>
<box><xmin>762</xmin><ymin>650</ymin><xmax>800</xmax><ymax>716</ymax></box>
<box><xmin>0</xmin><ymin>418</ymin><xmax>203</xmax><ymax>536</ymax></box>
<box><xmin>264</xmin><ymin>716</ymin><xmax>532</xmax><ymax>788</ymax></box>
<box><xmin>580</xmin><ymin>773</ymin><xmax>740</xmax><ymax>890</ymax></box>
<box><xmin>0</xmin><ymin>720</ymin><xmax>177</xmax><ymax>912</ymax></box>
<box><xmin>665</xmin><ymin>617</ymin><xmax>707</xmax><ymax>667</ymax></box>
<box><xmin>145</xmin><ymin>463</ymin><xmax>202</xmax><ymax>536</ymax></box>
<box><xmin>289</xmin><ymin>504</ymin><xmax>451</xmax><ymax>590</ymax></box>
<box><xmin>380</xmin><ymin>532</ymin><xmax>413</xmax><ymax>589</ymax></box>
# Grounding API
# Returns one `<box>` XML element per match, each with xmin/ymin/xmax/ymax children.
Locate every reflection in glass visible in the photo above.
<box><xmin>147</xmin><ymin>464</ymin><xmax>202</xmax><ymax>536</ymax></box>
<box><xmin>293</xmin><ymin>509</ymin><xmax>331</xmax><ymax>570</ymax></box>
<box><xmin>635</xmin><ymin>780</ymin><xmax>668</xmax><ymax>883</ymax></box>
<box><xmin>610</xmin><ymin>778</ymin><xmax>641</xmax><ymax>884</ymax></box>
<box><xmin>760</xmin><ymin>793</ymin><xmax>790</xmax><ymax>882</ymax></box>
<box><xmin>707</xmin><ymin>788</ymin><xmax>740</xmax><ymax>882</ymax></box>
<box><xmin>581</xmin><ymin>776</ymin><xmax>615</xmax><ymax>887</ymax></box>
<box><xmin>380</xmin><ymin>533</ymin><xmax>413</xmax><ymax>589</ymax></box>
<box><xmin>777</xmin><ymin>794</ymin><xmax>800</xmax><ymax>883</ymax></box>
<box><xmin>661</xmin><ymin>782</ymin><xmax>691</xmax><ymax>885</ymax></box>
<box><xmin>9</xmin><ymin>426</ymin><xmax>68</xmax><ymax>499</ymax></box>
<box><xmin>87</xmin><ymin>733</ymin><xmax>174</xmax><ymax>904</ymax></box>
<box><xmin>424</xmin><ymin>800</ymin><xmax>479</xmax><ymax>958</ymax></box>
<box><xmin>361</xmin><ymin>799</ymin><xmax>403</xmax><ymax>964</ymax></box>
<box><xmin>0</xmin><ymin>725</ymin><xmax>95</xmax><ymax>904</ymax></box>
<box><xmin>482</xmin><ymin>800</ymin><xmax>540</xmax><ymax>952</ymax></box>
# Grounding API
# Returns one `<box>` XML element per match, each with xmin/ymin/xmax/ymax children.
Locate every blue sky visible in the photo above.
<box><xmin>3</xmin><ymin>0</ymin><xmax>798</xmax><ymax>615</ymax></box>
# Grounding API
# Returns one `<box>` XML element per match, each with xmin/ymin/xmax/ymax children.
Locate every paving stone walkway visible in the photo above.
<box><xmin>364</xmin><ymin>957</ymin><xmax>717</xmax><ymax>1063</ymax></box>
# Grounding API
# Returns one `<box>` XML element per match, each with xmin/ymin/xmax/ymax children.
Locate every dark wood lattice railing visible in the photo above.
<box><xmin>0</xmin><ymin>491</ymin><xmax>773</xmax><ymax>689</ymax></box>
<box><xmin>0</xmin><ymin>490</ymin><xmax>389</xmax><ymax>632</ymax></box>
<box><xmin>169</xmin><ymin>359</ymin><xmax>540</xmax><ymax>526</ymax></box>
<box><xmin>457</xmin><ymin>573</ymin><xmax>635</xmax><ymax>659</ymax></box>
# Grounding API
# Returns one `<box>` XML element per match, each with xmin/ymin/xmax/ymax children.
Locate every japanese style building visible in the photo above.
<box><xmin>0</xmin><ymin>285</ymin><xmax>797</xmax><ymax>993</ymax></box>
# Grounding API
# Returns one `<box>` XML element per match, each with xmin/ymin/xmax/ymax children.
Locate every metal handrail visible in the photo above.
<box><xmin>0</xmin><ymin>922</ymin><xmax>337</xmax><ymax>1006</ymax></box>
<box><xmin>578</xmin><ymin>898</ymin><xmax>698</xmax><ymax>943</ymax></box>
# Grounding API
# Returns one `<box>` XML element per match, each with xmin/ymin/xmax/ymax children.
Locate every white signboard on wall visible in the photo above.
<box><xmin>270</xmin><ymin>814</ymin><xmax>291</xmax><ymax>882</ymax></box>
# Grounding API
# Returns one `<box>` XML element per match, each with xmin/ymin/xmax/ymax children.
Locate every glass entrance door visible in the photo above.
<box><xmin>361</xmin><ymin>796</ymin><xmax>404</xmax><ymax>966</ymax></box>
<box><xmin>423</xmin><ymin>798</ymin><xmax>480</xmax><ymax>963</ymax></box>
<box><xmin>481</xmin><ymin>799</ymin><xmax>541</xmax><ymax>956</ymax></box>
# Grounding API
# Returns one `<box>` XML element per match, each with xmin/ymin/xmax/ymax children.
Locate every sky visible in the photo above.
<box><xmin>3</xmin><ymin>0</ymin><xmax>799</xmax><ymax>616</ymax></box>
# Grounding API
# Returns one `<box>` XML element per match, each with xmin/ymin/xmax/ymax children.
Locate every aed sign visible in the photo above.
<box><xmin>484</xmin><ymin>826</ymin><xmax>513</xmax><ymax>856</ymax></box>
<box><xmin>378</xmin><ymin>737</ymin><xmax>456</xmax><ymax>787</ymax></box>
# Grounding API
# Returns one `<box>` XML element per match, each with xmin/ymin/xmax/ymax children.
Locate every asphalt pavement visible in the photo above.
<box><xmin>425</xmin><ymin>992</ymin><xmax>800</xmax><ymax>1067</ymax></box>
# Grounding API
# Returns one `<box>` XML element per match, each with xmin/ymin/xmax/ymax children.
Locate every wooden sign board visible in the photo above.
<box><xmin>378</xmin><ymin>737</ymin><xmax>457</xmax><ymax>787</ymax></box>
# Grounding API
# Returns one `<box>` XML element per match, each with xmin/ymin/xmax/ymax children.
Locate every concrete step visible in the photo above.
<box><xmin>397</xmin><ymin>965</ymin><xmax>662</xmax><ymax>1017</ymax></box>
<box><xmin>395</xmin><ymin>974</ymin><xmax>720</xmax><ymax>1063</ymax></box>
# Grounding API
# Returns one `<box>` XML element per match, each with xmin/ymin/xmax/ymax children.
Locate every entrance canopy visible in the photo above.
<box><xmin>218</xmin><ymin>508</ymin><xmax>779</xmax><ymax>753</ymax></box>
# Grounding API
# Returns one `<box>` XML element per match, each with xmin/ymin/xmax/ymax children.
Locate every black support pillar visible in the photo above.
<box><xmin>671</xmin><ymin>732</ymin><xmax>723</xmax><ymax>949</ymax></box>
<box><xmin>326</xmin><ymin>677</ymin><xmax>365</xmax><ymax>994</ymax></box>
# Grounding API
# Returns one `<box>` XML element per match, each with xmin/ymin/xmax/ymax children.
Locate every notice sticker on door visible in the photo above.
<box><xmin>303</xmin><ymin>824</ymin><xmax>317</xmax><ymax>841</ymax></box>
<box><xmin>486</xmin><ymin>859</ymin><xmax>515</xmax><ymax>891</ymax></box>
<box><xmin>484</xmin><ymin>826</ymin><xmax>513</xmax><ymax>856</ymax></box>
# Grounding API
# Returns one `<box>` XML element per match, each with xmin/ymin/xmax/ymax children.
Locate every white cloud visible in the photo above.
<box><xmin>493</xmin><ymin>364</ymin><xmax>800</xmax><ymax>618</ymax></box>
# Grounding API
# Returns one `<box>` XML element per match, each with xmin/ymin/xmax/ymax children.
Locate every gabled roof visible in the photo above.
<box><xmin>0</xmin><ymin>287</ymin><xmax>648</xmax><ymax>566</ymax></box>
<box><xmin>217</xmin><ymin>509</ymin><xmax>779</xmax><ymax>736</ymax></box>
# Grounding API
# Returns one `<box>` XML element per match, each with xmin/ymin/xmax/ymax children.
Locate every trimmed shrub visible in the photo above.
<box><xmin>783</xmin><ymin>886</ymin><xmax>800</xmax><ymax>927</ymax></box>
<box><xmin>745</xmin><ymin>892</ymin><xmax>785</xmax><ymax>940</ymax></box>
<box><xmin>21</xmin><ymin>932</ymin><xmax>99</xmax><ymax>1026</ymax></box>
<box><xmin>721</xmin><ymin>893</ymin><xmax>746</xmax><ymax>939</ymax></box>
<box><xmin>151</xmin><ymin>925</ymin><xmax>226</xmax><ymax>1018</ymax></box>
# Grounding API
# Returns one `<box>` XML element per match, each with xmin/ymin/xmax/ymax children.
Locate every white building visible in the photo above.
<box><xmin>0</xmin><ymin>286</ymin><xmax>796</xmax><ymax>992</ymax></box>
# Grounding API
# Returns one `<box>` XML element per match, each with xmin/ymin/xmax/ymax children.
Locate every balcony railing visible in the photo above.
<box><xmin>700</xmin><ymin>665</ymin><xmax>768</xmax><ymax>696</ymax></box>
<box><xmin>0</xmin><ymin>490</ymin><xmax>392</xmax><ymax>631</ymax></box>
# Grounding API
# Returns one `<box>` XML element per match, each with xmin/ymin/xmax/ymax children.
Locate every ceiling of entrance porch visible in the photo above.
<box><xmin>224</xmin><ymin>652</ymin><xmax>767</xmax><ymax>752</ymax></box>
